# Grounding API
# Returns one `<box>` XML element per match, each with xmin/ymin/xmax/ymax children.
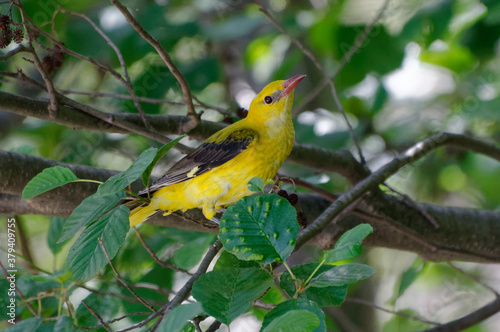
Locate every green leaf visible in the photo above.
<box><xmin>54</xmin><ymin>316</ymin><xmax>81</xmax><ymax>332</ymax></box>
<box><xmin>219</xmin><ymin>194</ymin><xmax>299</xmax><ymax>264</ymax></box>
<box><xmin>158</xmin><ymin>302</ymin><xmax>204</xmax><ymax>332</ymax></box>
<box><xmin>324</xmin><ymin>224</ymin><xmax>373</xmax><ymax>263</ymax></box>
<box><xmin>262</xmin><ymin>310</ymin><xmax>320</xmax><ymax>332</ymax></box>
<box><xmin>213</xmin><ymin>251</ymin><xmax>260</xmax><ymax>270</ymax></box>
<box><xmin>309</xmin><ymin>263</ymin><xmax>376</xmax><ymax>287</ymax></box>
<box><xmin>172</xmin><ymin>234</ymin><xmax>216</xmax><ymax>270</ymax></box>
<box><xmin>261</xmin><ymin>299</ymin><xmax>326</xmax><ymax>332</ymax></box>
<box><xmin>75</xmin><ymin>292</ymin><xmax>120</xmax><ymax>327</ymax></box>
<box><xmin>58</xmin><ymin>191</ymin><xmax>126</xmax><ymax>243</ymax></box>
<box><xmin>38</xmin><ymin>316</ymin><xmax>82</xmax><ymax>332</ymax></box>
<box><xmin>191</xmin><ymin>267</ymin><xmax>273</xmax><ymax>325</ymax></box>
<box><xmin>3</xmin><ymin>317</ymin><xmax>42</xmax><ymax>332</ymax></box>
<box><xmin>392</xmin><ymin>258</ymin><xmax>426</xmax><ymax>302</ymax></box>
<box><xmin>65</xmin><ymin>205</ymin><xmax>130</xmax><ymax>281</ymax></box>
<box><xmin>247</xmin><ymin>177</ymin><xmax>266</xmax><ymax>192</ymax></box>
<box><xmin>280</xmin><ymin>263</ymin><xmax>348</xmax><ymax>307</ymax></box>
<box><xmin>382</xmin><ymin>309</ymin><xmax>431</xmax><ymax>332</ymax></box>
<box><xmin>47</xmin><ymin>217</ymin><xmax>70</xmax><ymax>255</ymax></box>
<box><xmin>96</xmin><ymin>147</ymin><xmax>157</xmax><ymax>197</ymax></box>
<box><xmin>22</xmin><ymin>166</ymin><xmax>79</xmax><ymax>200</ymax></box>
<box><xmin>142</xmin><ymin>135</ymin><xmax>187</xmax><ymax>187</ymax></box>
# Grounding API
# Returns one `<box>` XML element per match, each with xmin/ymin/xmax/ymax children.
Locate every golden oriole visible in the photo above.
<box><xmin>129</xmin><ymin>75</ymin><xmax>305</xmax><ymax>226</ymax></box>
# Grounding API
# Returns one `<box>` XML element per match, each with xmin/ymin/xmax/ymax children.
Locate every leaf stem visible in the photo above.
<box><xmin>72</xmin><ymin>179</ymin><xmax>103</xmax><ymax>185</ymax></box>
<box><xmin>282</xmin><ymin>261</ymin><xmax>297</xmax><ymax>281</ymax></box>
<box><xmin>283</xmin><ymin>261</ymin><xmax>301</xmax><ymax>297</ymax></box>
<box><xmin>302</xmin><ymin>259</ymin><xmax>326</xmax><ymax>289</ymax></box>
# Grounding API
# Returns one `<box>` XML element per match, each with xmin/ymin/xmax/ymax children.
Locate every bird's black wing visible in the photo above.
<box><xmin>140</xmin><ymin>129</ymin><xmax>258</xmax><ymax>195</ymax></box>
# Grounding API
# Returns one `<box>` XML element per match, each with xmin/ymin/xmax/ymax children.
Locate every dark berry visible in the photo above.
<box><xmin>297</xmin><ymin>212</ymin><xmax>307</xmax><ymax>228</ymax></box>
<box><xmin>288</xmin><ymin>193</ymin><xmax>298</xmax><ymax>206</ymax></box>
<box><xmin>277</xmin><ymin>189</ymin><xmax>288</xmax><ymax>199</ymax></box>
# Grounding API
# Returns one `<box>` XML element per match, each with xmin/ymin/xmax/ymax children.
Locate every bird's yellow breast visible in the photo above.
<box><xmin>152</xmin><ymin>119</ymin><xmax>294</xmax><ymax>220</ymax></box>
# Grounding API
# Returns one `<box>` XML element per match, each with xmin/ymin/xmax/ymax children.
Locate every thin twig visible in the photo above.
<box><xmin>383</xmin><ymin>183</ymin><xmax>440</xmax><ymax>229</ymax></box>
<box><xmin>77</xmin><ymin>284</ymin><xmax>165</xmax><ymax>306</ymax></box>
<box><xmin>0</xmin><ymin>44</ymin><xmax>29</xmax><ymax>61</ymax></box>
<box><xmin>153</xmin><ymin>239</ymin><xmax>223</xmax><ymax>329</ymax></box>
<box><xmin>114</xmin><ymin>239</ymin><xmax>223</xmax><ymax>332</ymax></box>
<box><xmin>422</xmin><ymin>296</ymin><xmax>500</xmax><ymax>332</ymax></box>
<box><xmin>82</xmin><ymin>300</ymin><xmax>113</xmax><ymax>332</ymax></box>
<box><xmin>293</xmin><ymin>0</ymin><xmax>391</xmax><ymax>115</ymax></box>
<box><xmin>253</xmin><ymin>300</ymin><xmax>276</xmax><ymax>310</ymax></box>
<box><xmin>57</xmin><ymin>8</ymin><xmax>151</xmax><ymax>129</ymax></box>
<box><xmin>110</xmin><ymin>0</ymin><xmax>200</xmax><ymax>133</ymax></box>
<box><xmin>98</xmin><ymin>238</ymin><xmax>157</xmax><ymax>312</ymax></box>
<box><xmin>206</xmin><ymin>319</ymin><xmax>223</xmax><ymax>332</ymax></box>
<box><xmin>15</xmin><ymin>1</ymin><xmax>58</xmax><ymax>119</ymax></box>
<box><xmin>345</xmin><ymin>297</ymin><xmax>438</xmax><ymax>325</ymax></box>
<box><xmin>1</xmin><ymin>69</ymin><xmax>192</xmax><ymax>153</ymax></box>
<box><xmin>296</xmin><ymin>132</ymin><xmax>488</xmax><ymax>249</ymax></box>
<box><xmin>259</xmin><ymin>5</ymin><xmax>366</xmax><ymax>164</ymax></box>
<box><xmin>448</xmin><ymin>262</ymin><xmax>500</xmax><ymax>297</ymax></box>
<box><xmin>81</xmin><ymin>312</ymin><xmax>151</xmax><ymax>331</ymax></box>
<box><xmin>133</xmin><ymin>227</ymin><xmax>192</xmax><ymax>274</ymax></box>
<box><xmin>59</xmin><ymin>89</ymin><xmax>185</xmax><ymax>105</ymax></box>
<box><xmin>0</xmin><ymin>260</ymin><xmax>38</xmax><ymax>316</ymax></box>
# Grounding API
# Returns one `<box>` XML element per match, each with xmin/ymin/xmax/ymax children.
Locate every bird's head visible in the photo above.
<box><xmin>247</xmin><ymin>75</ymin><xmax>305</xmax><ymax>126</ymax></box>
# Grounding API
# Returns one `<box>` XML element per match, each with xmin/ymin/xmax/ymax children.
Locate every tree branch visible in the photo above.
<box><xmin>110</xmin><ymin>0</ymin><xmax>199</xmax><ymax>133</ymax></box>
<box><xmin>295</xmin><ymin>132</ymin><xmax>500</xmax><ymax>256</ymax></box>
<box><xmin>0</xmin><ymin>90</ymin><xmax>368</xmax><ymax>182</ymax></box>
<box><xmin>57</xmin><ymin>8</ymin><xmax>151</xmax><ymax>130</ymax></box>
<box><xmin>2</xmin><ymin>151</ymin><xmax>500</xmax><ymax>262</ymax></box>
<box><xmin>422</xmin><ymin>296</ymin><xmax>500</xmax><ymax>332</ymax></box>
<box><xmin>260</xmin><ymin>5</ymin><xmax>366</xmax><ymax>164</ymax></box>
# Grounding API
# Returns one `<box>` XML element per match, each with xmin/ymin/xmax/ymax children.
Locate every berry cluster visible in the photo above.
<box><xmin>42</xmin><ymin>46</ymin><xmax>65</xmax><ymax>75</ymax></box>
<box><xmin>277</xmin><ymin>189</ymin><xmax>307</xmax><ymax>228</ymax></box>
<box><xmin>0</xmin><ymin>15</ymin><xmax>23</xmax><ymax>48</ymax></box>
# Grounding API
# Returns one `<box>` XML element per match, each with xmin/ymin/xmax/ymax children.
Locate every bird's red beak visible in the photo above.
<box><xmin>281</xmin><ymin>75</ymin><xmax>306</xmax><ymax>98</ymax></box>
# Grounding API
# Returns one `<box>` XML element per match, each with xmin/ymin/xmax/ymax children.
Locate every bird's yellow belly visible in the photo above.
<box><xmin>153</xmin><ymin>144</ymin><xmax>284</xmax><ymax>220</ymax></box>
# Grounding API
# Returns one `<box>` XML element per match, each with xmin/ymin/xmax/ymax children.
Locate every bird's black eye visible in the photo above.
<box><xmin>264</xmin><ymin>96</ymin><xmax>273</xmax><ymax>104</ymax></box>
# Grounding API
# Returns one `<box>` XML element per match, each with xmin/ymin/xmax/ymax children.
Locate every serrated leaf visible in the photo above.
<box><xmin>261</xmin><ymin>299</ymin><xmax>326</xmax><ymax>332</ymax></box>
<box><xmin>158</xmin><ymin>302</ymin><xmax>204</xmax><ymax>332</ymax></box>
<box><xmin>65</xmin><ymin>205</ymin><xmax>130</xmax><ymax>281</ymax></box>
<box><xmin>3</xmin><ymin>317</ymin><xmax>42</xmax><ymax>331</ymax></box>
<box><xmin>214</xmin><ymin>250</ymin><xmax>260</xmax><ymax>270</ymax></box>
<box><xmin>76</xmin><ymin>292</ymin><xmax>120</xmax><ymax>327</ymax></box>
<box><xmin>392</xmin><ymin>258</ymin><xmax>426</xmax><ymax>302</ymax></box>
<box><xmin>324</xmin><ymin>224</ymin><xmax>373</xmax><ymax>263</ymax></box>
<box><xmin>247</xmin><ymin>177</ymin><xmax>266</xmax><ymax>192</ymax></box>
<box><xmin>280</xmin><ymin>263</ymin><xmax>348</xmax><ymax>307</ymax></box>
<box><xmin>309</xmin><ymin>263</ymin><xmax>376</xmax><ymax>287</ymax></box>
<box><xmin>191</xmin><ymin>267</ymin><xmax>273</xmax><ymax>325</ymax></box>
<box><xmin>172</xmin><ymin>234</ymin><xmax>216</xmax><ymax>270</ymax></box>
<box><xmin>47</xmin><ymin>217</ymin><xmax>70</xmax><ymax>255</ymax></box>
<box><xmin>96</xmin><ymin>147</ymin><xmax>157</xmax><ymax>197</ymax></box>
<box><xmin>219</xmin><ymin>194</ymin><xmax>298</xmax><ymax>264</ymax></box>
<box><xmin>142</xmin><ymin>135</ymin><xmax>187</xmax><ymax>187</ymax></box>
<box><xmin>262</xmin><ymin>310</ymin><xmax>320</xmax><ymax>332</ymax></box>
<box><xmin>22</xmin><ymin>166</ymin><xmax>79</xmax><ymax>200</ymax></box>
<box><xmin>54</xmin><ymin>316</ymin><xmax>81</xmax><ymax>332</ymax></box>
<box><xmin>58</xmin><ymin>191</ymin><xmax>126</xmax><ymax>243</ymax></box>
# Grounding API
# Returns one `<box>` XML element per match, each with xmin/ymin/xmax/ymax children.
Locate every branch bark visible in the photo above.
<box><xmin>0</xmin><ymin>91</ymin><xmax>368</xmax><ymax>182</ymax></box>
<box><xmin>2</xmin><ymin>151</ymin><xmax>500</xmax><ymax>263</ymax></box>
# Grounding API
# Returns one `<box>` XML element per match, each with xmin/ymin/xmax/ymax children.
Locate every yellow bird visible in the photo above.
<box><xmin>129</xmin><ymin>75</ymin><xmax>305</xmax><ymax>226</ymax></box>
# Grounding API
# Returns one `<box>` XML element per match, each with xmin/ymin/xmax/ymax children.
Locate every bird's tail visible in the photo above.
<box><xmin>129</xmin><ymin>199</ymin><xmax>161</xmax><ymax>227</ymax></box>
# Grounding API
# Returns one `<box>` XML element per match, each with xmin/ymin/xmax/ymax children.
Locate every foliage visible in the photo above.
<box><xmin>1</xmin><ymin>0</ymin><xmax>500</xmax><ymax>331</ymax></box>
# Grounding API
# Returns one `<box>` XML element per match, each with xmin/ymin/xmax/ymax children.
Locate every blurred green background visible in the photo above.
<box><xmin>1</xmin><ymin>0</ymin><xmax>499</xmax><ymax>331</ymax></box>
